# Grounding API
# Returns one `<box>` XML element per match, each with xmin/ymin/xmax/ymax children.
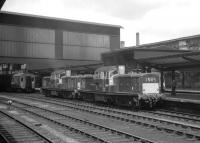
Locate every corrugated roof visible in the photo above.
<box><xmin>0</xmin><ymin>11</ymin><xmax>122</xmax><ymax>28</ymax></box>
<box><xmin>95</xmin><ymin>66</ymin><xmax>117</xmax><ymax>72</ymax></box>
<box><xmin>137</xmin><ymin>51</ymin><xmax>200</xmax><ymax>70</ymax></box>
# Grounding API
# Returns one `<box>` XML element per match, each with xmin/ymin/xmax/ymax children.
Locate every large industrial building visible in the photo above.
<box><xmin>0</xmin><ymin>11</ymin><xmax>121</xmax><ymax>72</ymax></box>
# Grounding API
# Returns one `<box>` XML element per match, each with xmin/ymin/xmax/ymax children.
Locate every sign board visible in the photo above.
<box><xmin>21</xmin><ymin>64</ymin><xmax>27</xmax><ymax>69</ymax></box>
<box><xmin>66</xmin><ymin>70</ymin><xmax>71</xmax><ymax>77</ymax></box>
<box><xmin>118</xmin><ymin>65</ymin><xmax>125</xmax><ymax>74</ymax></box>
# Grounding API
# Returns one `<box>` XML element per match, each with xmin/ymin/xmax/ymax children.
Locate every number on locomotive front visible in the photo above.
<box><xmin>138</xmin><ymin>73</ymin><xmax>163</xmax><ymax>108</ymax></box>
<box><xmin>142</xmin><ymin>74</ymin><xmax>160</xmax><ymax>94</ymax></box>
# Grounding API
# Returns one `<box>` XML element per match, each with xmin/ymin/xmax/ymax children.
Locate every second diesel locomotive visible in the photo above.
<box><xmin>42</xmin><ymin>66</ymin><xmax>163</xmax><ymax>108</ymax></box>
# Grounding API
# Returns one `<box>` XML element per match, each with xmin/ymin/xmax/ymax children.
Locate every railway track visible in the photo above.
<box><xmin>0</xmin><ymin>93</ymin><xmax>199</xmax><ymax>143</ymax></box>
<box><xmin>43</xmin><ymin>95</ymin><xmax>200</xmax><ymax>123</ymax></box>
<box><xmin>0</xmin><ymin>109</ymin><xmax>53</xmax><ymax>143</ymax></box>
<box><xmin>24</xmin><ymin>93</ymin><xmax>200</xmax><ymax>121</ymax></box>
<box><xmin>12</xmin><ymin>94</ymin><xmax>200</xmax><ymax>125</ymax></box>
<box><xmin>142</xmin><ymin>109</ymin><xmax>200</xmax><ymax>123</ymax></box>
<box><xmin>7</xmin><ymin>93</ymin><xmax>200</xmax><ymax>123</ymax></box>
<box><xmin>0</xmin><ymin>97</ymin><xmax>158</xmax><ymax>143</ymax></box>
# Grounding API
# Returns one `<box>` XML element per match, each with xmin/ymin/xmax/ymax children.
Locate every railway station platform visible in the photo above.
<box><xmin>162</xmin><ymin>92</ymin><xmax>200</xmax><ymax>114</ymax></box>
<box><xmin>165</xmin><ymin>92</ymin><xmax>200</xmax><ymax>102</ymax></box>
<box><xmin>133</xmin><ymin>51</ymin><xmax>200</xmax><ymax>113</ymax></box>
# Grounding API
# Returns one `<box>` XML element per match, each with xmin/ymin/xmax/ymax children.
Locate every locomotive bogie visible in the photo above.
<box><xmin>94</xmin><ymin>93</ymin><xmax>108</xmax><ymax>103</ymax></box>
<box><xmin>79</xmin><ymin>91</ymin><xmax>95</xmax><ymax>102</ymax></box>
<box><xmin>114</xmin><ymin>95</ymin><xmax>138</xmax><ymax>107</ymax></box>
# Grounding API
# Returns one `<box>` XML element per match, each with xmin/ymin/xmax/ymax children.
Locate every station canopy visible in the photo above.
<box><xmin>102</xmin><ymin>48</ymin><xmax>189</xmax><ymax>67</ymax></box>
<box><xmin>136</xmin><ymin>51</ymin><xmax>200</xmax><ymax>71</ymax></box>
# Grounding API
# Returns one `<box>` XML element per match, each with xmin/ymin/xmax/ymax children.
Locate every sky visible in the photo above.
<box><xmin>2</xmin><ymin>0</ymin><xmax>200</xmax><ymax>46</ymax></box>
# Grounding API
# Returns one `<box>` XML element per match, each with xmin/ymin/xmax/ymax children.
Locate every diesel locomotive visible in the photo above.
<box><xmin>42</xmin><ymin>66</ymin><xmax>163</xmax><ymax>108</ymax></box>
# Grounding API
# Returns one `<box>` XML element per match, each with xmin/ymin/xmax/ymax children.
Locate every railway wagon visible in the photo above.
<box><xmin>11</xmin><ymin>72</ymin><xmax>36</xmax><ymax>92</ymax></box>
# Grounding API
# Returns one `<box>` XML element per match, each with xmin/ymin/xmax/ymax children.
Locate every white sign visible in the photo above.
<box><xmin>21</xmin><ymin>64</ymin><xmax>26</xmax><ymax>69</ymax></box>
<box><xmin>66</xmin><ymin>70</ymin><xmax>71</xmax><ymax>77</ymax></box>
<box><xmin>142</xmin><ymin>83</ymin><xmax>159</xmax><ymax>94</ymax></box>
<box><xmin>118</xmin><ymin>65</ymin><xmax>125</xmax><ymax>74</ymax></box>
<box><xmin>100</xmin><ymin>72</ymin><xmax>104</xmax><ymax>79</ymax></box>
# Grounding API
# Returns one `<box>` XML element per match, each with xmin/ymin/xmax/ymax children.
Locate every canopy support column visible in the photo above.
<box><xmin>171</xmin><ymin>70</ymin><xmax>176</xmax><ymax>96</ymax></box>
<box><xmin>160</xmin><ymin>70</ymin><xmax>164</xmax><ymax>93</ymax></box>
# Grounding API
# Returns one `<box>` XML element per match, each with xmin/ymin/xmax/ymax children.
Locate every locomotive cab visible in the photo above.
<box><xmin>113</xmin><ymin>72</ymin><xmax>162</xmax><ymax>108</ymax></box>
<box><xmin>94</xmin><ymin>66</ymin><xmax>119</xmax><ymax>92</ymax></box>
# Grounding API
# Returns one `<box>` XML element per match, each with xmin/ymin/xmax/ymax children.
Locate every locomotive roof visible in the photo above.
<box><xmin>61</xmin><ymin>75</ymin><xmax>80</xmax><ymax>78</ymax></box>
<box><xmin>95</xmin><ymin>66</ymin><xmax>117</xmax><ymax>72</ymax></box>
<box><xmin>80</xmin><ymin>74</ymin><xmax>94</xmax><ymax>78</ymax></box>
<box><xmin>51</xmin><ymin>69</ymin><xmax>66</xmax><ymax>75</ymax></box>
<box><xmin>114</xmin><ymin>72</ymin><xmax>159</xmax><ymax>78</ymax></box>
<box><xmin>13</xmin><ymin>72</ymin><xmax>35</xmax><ymax>77</ymax></box>
<box><xmin>43</xmin><ymin>76</ymin><xmax>50</xmax><ymax>79</ymax></box>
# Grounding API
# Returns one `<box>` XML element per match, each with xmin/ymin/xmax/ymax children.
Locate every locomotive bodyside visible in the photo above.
<box><xmin>79</xmin><ymin>75</ymin><xmax>96</xmax><ymax>101</ymax></box>
<box><xmin>78</xmin><ymin>66</ymin><xmax>119</xmax><ymax>102</ymax></box>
